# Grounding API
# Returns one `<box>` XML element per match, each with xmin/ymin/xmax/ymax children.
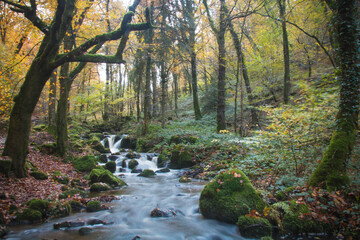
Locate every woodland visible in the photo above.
<box><xmin>0</xmin><ymin>0</ymin><xmax>359</xmax><ymax>239</ymax></box>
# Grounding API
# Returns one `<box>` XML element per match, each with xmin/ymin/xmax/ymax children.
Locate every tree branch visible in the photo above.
<box><xmin>202</xmin><ymin>0</ymin><xmax>218</xmax><ymax>36</ymax></box>
<box><xmin>255</xmin><ymin>12</ymin><xmax>336</xmax><ymax>68</ymax></box>
<box><xmin>1</xmin><ymin>0</ymin><xmax>49</xmax><ymax>34</ymax></box>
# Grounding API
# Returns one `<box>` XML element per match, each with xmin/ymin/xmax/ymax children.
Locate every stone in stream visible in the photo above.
<box><xmin>138</xmin><ymin>169</ymin><xmax>156</xmax><ymax>177</ymax></box>
<box><xmin>156</xmin><ymin>168</ymin><xmax>170</xmax><ymax>173</ymax></box>
<box><xmin>131</xmin><ymin>168</ymin><xmax>142</xmax><ymax>173</ymax></box>
<box><xmin>108</xmin><ymin>155</ymin><xmax>118</xmax><ymax>161</ymax></box>
<box><xmin>53</xmin><ymin>220</ymin><xmax>85</xmax><ymax>229</ymax></box>
<box><xmin>79</xmin><ymin>227</ymin><xmax>93</xmax><ymax>236</ymax></box>
<box><xmin>128</xmin><ymin>159</ymin><xmax>139</xmax><ymax>169</ymax></box>
<box><xmin>150</xmin><ymin>208</ymin><xmax>177</xmax><ymax>218</ymax></box>
<box><xmin>86</xmin><ymin>218</ymin><xmax>111</xmax><ymax>225</ymax></box>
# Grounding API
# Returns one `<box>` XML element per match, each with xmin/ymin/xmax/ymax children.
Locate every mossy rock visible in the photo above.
<box><xmin>59</xmin><ymin>188</ymin><xmax>87</xmax><ymax>200</ymax></box>
<box><xmin>86</xmin><ymin>201</ymin><xmax>101</xmax><ymax>212</ymax></box>
<box><xmin>138</xmin><ymin>169</ymin><xmax>156</xmax><ymax>177</ymax></box>
<box><xmin>73</xmin><ymin>155</ymin><xmax>97</xmax><ymax>172</ymax></box>
<box><xmin>157</xmin><ymin>153</ymin><xmax>169</xmax><ymax>168</ymax></box>
<box><xmin>98</xmin><ymin>154</ymin><xmax>108</xmax><ymax>163</ymax></box>
<box><xmin>121</xmin><ymin>135</ymin><xmax>137</xmax><ymax>149</ymax></box>
<box><xmin>279</xmin><ymin>200</ymin><xmax>329</xmax><ymax>234</ymax></box>
<box><xmin>27</xmin><ymin>199</ymin><xmax>50</xmax><ymax>216</ymax></box>
<box><xmin>51</xmin><ymin>201</ymin><xmax>72</xmax><ymax>218</ymax></box>
<box><xmin>199</xmin><ymin>169</ymin><xmax>267</xmax><ymax>224</ymax></box>
<box><xmin>105</xmin><ymin>161</ymin><xmax>116</xmax><ymax>173</ymax></box>
<box><xmin>30</xmin><ymin>171</ymin><xmax>48</xmax><ymax>180</ymax></box>
<box><xmin>52</xmin><ymin>171</ymin><xmax>69</xmax><ymax>185</ymax></box>
<box><xmin>128</xmin><ymin>159</ymin><xmax>139</xmax><ymax>170</ymax></box>
<box><xmin>170</xmin><ymin>146</ymin><xmax>194</xmax><ymax>169</ymax></box>
<box><xmin>33</xmin><ymin>124</ymin><xmax>47</xmax><ymax>132</ymax></box>
<box><xmin>90</xmin><ymin>182</ymin><xmax>111</xmax><ymax>192</ymax></box>
<box><xmin>179</xmin><ymin>176</ymin><xmax>192</xmax><ymax>183</ymax></box>
<box><xmin>16</xmin><ymin>208</ymin><xmax>42</xmax><ymax>223</ymax></box>
<box><xmin>170</xmin><ymin>134</ymin><xmax>198</xmax><ymax>145</ymax></box>
<box><xmin>237</xmin><ymin>215</ymin><xmax>272</xmax><ymax>238</ymax></box>
<box><xmin>70</xmin><ymin>201</ymin><xmax>85</xmax><ymax>212</ymax></box>
<box><xmin>89</xmin><ymin>168</ymin><xmax>126</xmax><ymax>187</ymax></box>
<box><xmin>40</xmin><ymin>142</ymin><xmax>57</xmax><ymax>155</ymax></box>
<box><xmin>0</xmin><ymin>159</ymin><xmax>12</xmax><ymax>177</ymax></box>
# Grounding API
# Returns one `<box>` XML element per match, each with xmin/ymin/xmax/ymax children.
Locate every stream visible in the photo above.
<box><xmin>6</xmin><ymin>136</ymin><xmax>244</xmax><ymax>240</ymax></box>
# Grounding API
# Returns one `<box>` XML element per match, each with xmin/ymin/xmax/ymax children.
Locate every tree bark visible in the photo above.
<box><xmin>309</xmin><ymin>0</ymin><xmax>359</xmax><ymax>190</ymax></box>
<box><xmin>152</xmin><ymin>64</ymin><xmax>158</xmax><ymax>117</ymax></box>
<box><xmin>278</xmin><ymin>0</ymin><xmax>291</xmax><ymax>104</ymax></box>
<box><xmin>48</xmin><ymin>69</ymin><xmax>57</xmax><ymax>134</ymax></box>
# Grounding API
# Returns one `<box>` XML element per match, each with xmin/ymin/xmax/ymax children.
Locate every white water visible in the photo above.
<box><xmin>6</xmin><ymin>137</ymin><xmax>244</xmax><ymax>240</ymax></box>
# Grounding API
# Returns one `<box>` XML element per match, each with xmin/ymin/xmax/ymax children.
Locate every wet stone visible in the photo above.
<box><xmin>156</xmin><ymin>168</ymin><xmax>170</xmax><ymax>173</ymax></box>
<box><xmin>79</xmin><ymin>227</ymin><xmax>93</xmax><ymax>236</ymax></box>
<box><xmin>86</xmin><ymin>219</ymin><xmax>106</xmax><ymax>225</ymax></box>
<box><xmin>150</xmin><ymin>208</ymin><xmax>177</xmax><ymax>218</ymax></box>
<box><xmin>54</xmin><ymin>221</ymin><xmax>85</xmax><ymax>229</ymax></box>
<box><xmin>131</xmin><ymin>169</ymin><xmax>142</xmax><ymax>174</ymax></box>
<box><xmin>108</xmin><ymin>155</ymin><xmax>118</xmax><ymax>161</ymax></box>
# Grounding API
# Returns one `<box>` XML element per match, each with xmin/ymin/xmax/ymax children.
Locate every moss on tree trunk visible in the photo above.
<box><xmin>309</xmin><ymin>0</ymin><xmax>359</xmax><ymax>190</ymax></box>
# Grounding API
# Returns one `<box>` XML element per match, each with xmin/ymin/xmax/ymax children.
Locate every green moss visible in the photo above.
<box><xmin>30</xmin><ymin>171</ymin><xmax>48</xmax><ymax>180</ymax></box>
<box><xmin>16</xmin><ymin>208</ymin><xmax>42</xmax><ymax>223</ymax></box>
<box><xmin>309</xmin><ymin>127</ymin><xmax>355</xmax><ymax>190</ymax></box>
<box><xmin>199</xmin><ymin>169</ymin><xmax>267</xmax><ymax>224</ymax></box>
<box><xmin>90</xmin><ymin>182</ymin><xmax>111</xmax><ymax>192</ymax></box>
<box><xmin>0</xmin><ymin>159</ymin><xmax>12</xmax><ymax>177</ymax></box>
<box><xmin>51</xmin><ymin>201</ymin><xmax>72</xmax><ymax>217</ymax></box>
<box><xmin>105</xmin><ymin>161</ymin><xmax>116</xmax><ymax>173</ymax></box>
<box><xmin>59</xmin><ymin>188</ymin><xmax>87</xmax><ymax>199</ymax></box>
<box><xmin>70</xmin><ymin>201</ymin><xmax>84</xmax><ymax>212</ymax></box>
<box><xmin>179</xmin><ymin>176</ymin><xmax>192</xmax><ymax>183</ymax></box>
<box><xmin>285</xmin><ymin>186</ymin><xmax>295</xmax><ymax>193</ymax></box>
<box><xmin>40</xmin><ymin>142</ymin><xmax>57</xmax><ymax>154</ymax></box>
<box><xmin>260</xmin><ymin>237</ymin><xmax>274</xmax><ymax>240</ymax></box>
<box><xmin>89</xmin><ymin>168</ymin><xmax>126</xmax><ymax>187</ymax></box>
<box><xmin>138</xmin><ymin>169</ymin><xmax>156</xmax><ymax>177</ymax></box>
<box><xmin>128</xmin><ymin>159</ymin><xmax>139</xmax><ymax>169</ymax></box>
<box><xmin>27</xmin><ymin>199</ymin><xmax>50</xmax><ymax>216</ymax></box>
<box><xmin>52</xmin><ymin>171</ymin><xmax>69</xmax><ymax>184</ymax></box>
<box><xmin>275</xmin><ymin>191</ymin><xmax>287</xmax><ymax>201</ymax></box>
<box><xmin>170</xmin><ymin>145</ymin><xmax>194</xmax><ymax>169</ymax></box>
<box><xmin>86</xmin><ymin>201</ymin><xmax>101</xmax><ymax>212</ymax></box>
<box><xmin>157</xmin><ymin>153</ymin><xmax>168</xmax><ymax>168</ymax></box>
<box><xmin>237</xmin><ymin>216</ymin><xmax>272</xmax><ymax>238</ymax></box>
<box><xmin>33</xmin><ymin>124</ymin><xmax>47</xmax><ymax>132</ymax></box>
<box><xmin>73</xmin><ymin>155</ymin><xmax>97</xmax><ymax>172</ymax></box>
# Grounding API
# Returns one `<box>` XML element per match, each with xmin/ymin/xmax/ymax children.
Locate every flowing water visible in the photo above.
<box><xmin>6</xmin><ymin>136</ymin><xmax>244</xmax><ymax>240</ymax></box>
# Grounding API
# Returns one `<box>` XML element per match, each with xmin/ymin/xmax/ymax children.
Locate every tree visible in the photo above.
<box><xmin>309</xmin><ymin>0</ymin><xmax>359</xmax><ymax>190</ymax></box>
<box><xmin>203</xmin><ymin>0</ymin><xmax>227</xmax><ymax>132</ymax></box>
<box><xmin>1</xmin><ymin>0</ymin><xmax>152</xmax><ymax>177</ymax></box>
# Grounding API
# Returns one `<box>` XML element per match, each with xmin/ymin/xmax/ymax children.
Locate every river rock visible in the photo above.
<box><xmin>138</xmin><ymin>169</ymin><xmax>156</xmax><ymax>177</ymax></box>
<box><xmin>169</xmin><ymin>145</ymin><xmax>194</xmax><ymax>169</ymax></box>
<box><xmin>199</xmin><ymin>169</ymin><xmax>267</xmax><ymax>224</ymax></box>
<box><xmin>79</xmin><ymin>227</ymin><xmax>93</xmax><ymax>236</ymax></box>
<box><xmin>126</xmin><ymin>152</ymin><xmax>141</xmax><ymax>159</ymax></box>
<box><xmin>156</xmin><ymin>168</ymin><xmax>170</xmax><ymax>173</ymax></box>
<box><xmin>86</xmin><ymin>219</ymin><xmax>107</xmax><ymax>225</ymax></box>
<box><xmin>128</xmin><ymin>159</ymin><xmax>139</xmax><ymax>169</ymax></box>
<box><xmin>150</xmin><ymin>208</ymin><xmax>177</xmax><ymax>217</ymax></box>
<box><xmin>131</xmin><ymin>168</ymin><xmax>142</xmax><ymax>173</ymax></box>
<box><xmin>108</xmin><ymin>155</ymin><xmax>118</xmax><ymax>161</ymax></box>
<box><xmin>54</xmin><ymin>220</ymin><xmax>85</xmax><ymax>229</ymax></box>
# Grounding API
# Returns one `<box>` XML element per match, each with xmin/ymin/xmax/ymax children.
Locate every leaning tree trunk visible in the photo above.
<box><xmin>309</xmin><ymin>0</ymin><xmax>359</xmax><ymax>190</ymax></box>
<box><xmin>3</xmin><ymin>62</ymin><xmax>53</xmax><ymax>177</ymax></box>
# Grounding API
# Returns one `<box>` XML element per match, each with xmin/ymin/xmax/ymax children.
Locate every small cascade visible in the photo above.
<box><xmin>101</xmin><ymin>134</ymin><xmax>126</xmax><ymax>154</ymax></box>
<box><xmin>115</xmin><ymin>153</ymin><xmax>159</xmax><ymax>173</ymax></box>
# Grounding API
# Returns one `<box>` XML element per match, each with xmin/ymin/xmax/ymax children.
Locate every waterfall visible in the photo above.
<box><xmin>101</xmin><ymin>134</ymin><xmax>127</xmax><ymax>154</ymax></box>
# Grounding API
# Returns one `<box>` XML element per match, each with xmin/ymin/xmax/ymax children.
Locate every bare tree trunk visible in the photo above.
<box><xmin>48</xmin><ymin>69</ymin><xmax>57</xmax><ymax>134</ymax></box>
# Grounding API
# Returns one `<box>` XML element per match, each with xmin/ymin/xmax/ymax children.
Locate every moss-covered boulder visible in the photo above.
<box><xmin>105</xmin><ymin>161</ymin><xmax>116</xmax><ymax>173</ymax></box>
<box><xmin>40</xmin><ymin>142</ymin><xmax>57</xmax><ymax>155</ymax></box>
<box><xmin>98</xmin><ymin>154</ymin><xmax>108</xmax><ymax>163</ymax></box>
<box><xmin>70</xmin><ymin>201</ymin><xmax>85</xmax><ymax>212</ymax></box>
<box><xmin>128</xmin><ymin>159</ymin><xmax>139</xmax><ymax>170</ymax></box>
<box><xmin>16</xmin><ymin>208</ymin><xmax>42</xmax><ymax>223</ymax></box>
<box><xmin>126</xmin><ymin>152</ymin><xmax>140</xmax><ymax>159</ymax></box>
<box><xmin>237</xmin><ymin>216</ymin><xmax>272</xmax><ymax>238</ymax></box>
<box><xmin>278</xmin><ymin>200</ymin><xmax>328</xmax><ymax>234</ymax></box>
<box><xmin>59</xmin><ymin>188</ymin><xmax>87</xmax><ymax>199</ymax></box>
<box><xmin>199</xmin><ymin>169</ymin><xmax>267</xmax><ymax>224</ymax></box>
<box><xmin>89</xmin><ymin>168</ymin><xmax>126</xmax><ymax>187</ymax></box>
<box><xmin>121</xmin><ymin>135</ymin><xmax>137</xmax><ymax>149</ymax></box>
<box><xmin>33</xmin><ymin>124</ymin><xmax>47</xmax><ymax>132</ymax></box>
<box><xmin>170</xmin><ymin>145</ymin><xmax>194</xmax><ymax>169</ymax></box>
<box><xmin>29</xmin><ymin>171</ymin><xmax>48</xmax><ymax>180</ymax></box>
<box><xmin>90</xmin><ymin>182</ymin><xmax>111</xmax><ymax>192</ymax></box>
<box><xmin>51</xmin><ymin>201</ymin><xmax>72</xmax><ymax>218</ymax></box>
<box><xmin>157</xmin><ymin>153</ymin><xmax>169</xmax><ymax>168</ymax></box>
<box><xmin>73</xmin><ymin>155</ymin><xmax>97</xmax><ymax>172</ymax></box>
<box><xmin>138</xmin><ymin>169</ymin><xmax>156</xmax><ymax>177</ymax></box>
<box><xmin>27</xmin><ymin>199</ymin><xmax>50</xmax><ymax>217</ymax></box>
<box><xmin>0</xmin><ymin>158</ymin><xmax>12</xmax><ymax>177</ymax></box>
<box><xmin>86</xmin><ymin>201</ymin><xmax>102</xmax><ymax>212</ymax></box>
<box><xmin>52</xmin><ymin>171</ymin><xmax>69</xmax><ymax>184</ymax></box>
<box><xmin>170</xmin><ymin>134</ymin><xmax>198</xmax><ymax>145</ymax></box>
